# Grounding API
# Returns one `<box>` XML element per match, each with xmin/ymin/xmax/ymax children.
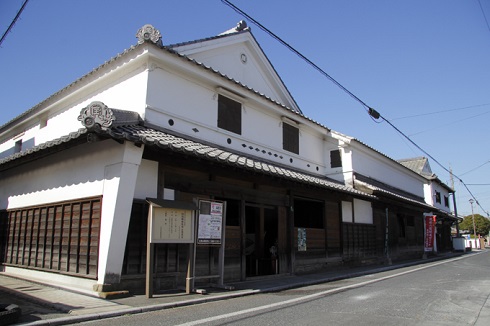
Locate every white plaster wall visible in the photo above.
<box><xmin>146</xmin><ymin>66</ymin><xmax>327</xmax><ymax>177</ymax></box>
<box><xmin>342</xmin><ymin>201</ymin><xmax>353</xmax><ymax>223</ymax></box>
<box><xmin>354</xmin><ymin>198</ymin><xmax>373</xmax><ymax>224</ymax></box>
<box><xmin>134</xmin><ymin>159</ymin><xmax>158</xmax><ymax>200</ymax></box>
<box><xmin>186</xmin><ymin>44</ymin><xmax>283</xmax><ymax>105</ymax></box>
<box><xmin>0</xmin><ymin>140</ymin><xmax>126</xmax><ymax>210</ymax></box>
<box><xmin>424</xmin><ymin>182</ymin><xmax>452</xmax><ymax>212</ymax></box>
<box><xmin>97</xmin><ymin>141</ymin><xmax>144</xmax><ymax>284</ymax></box>
<box><xmin>173</xmin><ymin>33</ymin><xmax>295</xmax><ymax>110</ymax></box>
<box><xmin>0</xmin><ymin>120</ymin><xmax>39</xmax><ymax>160</ymax></box>
<box><xmin>352</xmin><ymin>148</ymin><xmax>424</xmax><ymax>198</ymax></box>
<box><xmin>424</xmin><ymin>183</ymin><xmax>434</xmax><ymax>206</ymax></box>
<box><xmin>35</xmin><ymin>67</ymin><xmax>149</xmax><ymax>146</ymax></box>
<box><xmin>0</xmin><ymin>52</ymin><xmax>149</xmax><ymax>156</ymax></box>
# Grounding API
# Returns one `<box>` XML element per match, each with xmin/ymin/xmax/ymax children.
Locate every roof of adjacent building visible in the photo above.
<box><xmin>353</xmin><ymin>173</ymin><xmax>430</xmax><ymax>209</ymax></box>
<box><xmin>398</xmin><ymin>156</ymin><xmax>454</xmax><ymax>192</ymax></box>
<box><xmin>398</xmin><ymin>157</ymin><xmax>432</xmax><ymax>176</ymax></box>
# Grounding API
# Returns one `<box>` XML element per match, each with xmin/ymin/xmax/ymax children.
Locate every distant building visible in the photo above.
<box><xmin>398</xmin><ymin>157</ymin><xmax>458</xmax><ymax>251</ymax></box>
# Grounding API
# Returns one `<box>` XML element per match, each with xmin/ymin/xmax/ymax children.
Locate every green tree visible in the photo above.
<box><xmin>459</xmin><ymin>214</ymin><xmax>490</xmax><ymax>237</ymax></box>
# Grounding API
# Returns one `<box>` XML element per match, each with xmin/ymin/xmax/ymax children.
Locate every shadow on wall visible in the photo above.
<box><xmin>0</xmin><ymin>211</ymin><xmax>7</xmax><ymax>264</ymax></box>
<box><xmin>0</xmin><ymin>139</ymin><xmax>121</xmax><ymax>210</ymax></box>
<box><xmin>0</xmin><ymin>138</ymin><xmax>35</xmax><ymax>160</ymax></box>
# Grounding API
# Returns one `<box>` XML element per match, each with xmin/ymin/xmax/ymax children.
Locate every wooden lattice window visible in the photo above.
<box><xmin>5</xmin><ymin>197</ymin><xmax>101</xmax><ymax>278</ymax></box>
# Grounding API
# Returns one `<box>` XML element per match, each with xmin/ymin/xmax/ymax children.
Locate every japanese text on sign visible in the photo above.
<box><xmin>197</xmin><ymin>201</ymin><xmax>223</xmax><ymax>245</ymax></box>
<box><xmin>151</xmin><ymin>207</ymin><xmax>194</xmax><ymax>243</ymax></box>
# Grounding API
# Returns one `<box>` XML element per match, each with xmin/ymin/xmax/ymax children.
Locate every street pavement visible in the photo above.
<box><xmin>0</xmin><ymin>251</ymin><xmax>474</xmax><ymax>325</ymax></box>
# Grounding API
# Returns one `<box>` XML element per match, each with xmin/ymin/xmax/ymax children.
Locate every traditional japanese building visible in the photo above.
<box><xmin>0</xmin><ymin>23</ymin><xmax>456</xmax><ymax>295</ymax></box>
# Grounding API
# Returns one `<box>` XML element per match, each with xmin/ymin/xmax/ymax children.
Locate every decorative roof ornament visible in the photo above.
<box><xmin>219</xmin><ymin>20</ymin><xmax>250</xmax><ymax>35</ymax></box>
<box><xmin>78</xmin><ymin>101</ymin><xmax>115</xmax><ymax>130</ymax></box>
<box><xmin>235</xmin><ymin>20</ymin><xmax>248</xmax><ymax>32</ymax></box>
<box><xmin>136</xmin><ymin>24</ymin><xmax>163</xmax><ymax>46</ymax></box>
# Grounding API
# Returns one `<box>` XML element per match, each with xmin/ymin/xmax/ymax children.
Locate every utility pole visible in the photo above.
<box><xmin>469</xmin><ymin>199</ymin><xmax>477</xmax><ymax>240</ymax></box>
<box><xmin>449</xmin><ymin>166</ymin><xmax>460</xmax><ymax>237</ymax></box>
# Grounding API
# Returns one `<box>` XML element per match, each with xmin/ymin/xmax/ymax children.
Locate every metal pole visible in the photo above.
<box><xmin>451</xmin><ymin>193</ymin><xmax>460</xmax><ymax>237</ymax></box>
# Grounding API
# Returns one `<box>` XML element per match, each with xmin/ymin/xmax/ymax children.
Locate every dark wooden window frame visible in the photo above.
<box><xmin>435</xmin><ymin>191</ymin><xmax>441</xmax><ymax>204</ymax></box>
<box><xmin>218</xmin><ymin>94</ymin><xmax>242</xmax><ymax>135</ymax></box>
<box><xmin>444</xmin><ymin>195</ymin><xmax>449</xmax><ymax>207</ymax></box>
<box><xmin>283</xmin><ymin>122</ymin><xmax>299</xmax><ymax>154</ymax></box>
<box><xmin>4</xmin><ymin>197</ymin><xmax>101</xmax><ymax>279</ymax></box>
<box><xmin>330</xmin><ymin>149</ymin><xmax>342</xmax><ymax>168</ymax></box>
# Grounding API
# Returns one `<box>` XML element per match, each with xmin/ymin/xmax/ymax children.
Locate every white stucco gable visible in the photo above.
<box><xmin>170</xmin><ymin>22</ymin><xmax>301</xmax><ymax>114</ymax></box>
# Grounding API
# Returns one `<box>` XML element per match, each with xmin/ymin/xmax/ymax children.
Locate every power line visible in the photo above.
<box><xmin>221</xmin><ymin>0</ymin><xmax>489</xmax><ymax>216</ymax></box>
<box><xmin>0</xmin><ymin>0</ymin><xmax>30</xmax><ymax>47</ymax></box>
<box><xmin>461</xmin><ymin>160</ymin><xmax>490</xmax><ymax>176</ymax></box>
<box><xmin>478</xmin><ymin>0</ymin><xmax>490</xmax><ymax>36</ymax></box>
<box><xmin>221</xmin><ymin>0</ymin><xmax>373</xmax><ymax>114</ymax></box>
<box><xmin>407</xmin><ymin>110</ymin><xmax>490</xmax><ymax>137</ymax></box>
<box><xmin>389</xmin><ymin>103</ymin><xmax>490</xmax><ymax>121</ymax></box>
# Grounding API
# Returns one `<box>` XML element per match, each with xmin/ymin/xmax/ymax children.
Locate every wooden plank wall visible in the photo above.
<box><xmin>4</xmin><ymin>198</ymin><xmax>101</xmax><ymax>278</ymax></box>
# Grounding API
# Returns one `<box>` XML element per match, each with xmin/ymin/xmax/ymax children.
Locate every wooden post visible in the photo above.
<box><xmin>186</xmin><ymin>242</ymin><xmax>194</xmax><ymax>294</ymax></box>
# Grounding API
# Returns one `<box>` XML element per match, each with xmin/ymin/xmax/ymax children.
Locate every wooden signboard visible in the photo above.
<box><xmin>146</xmin><ymin>199</ymin><xmax>197</xmax><ymax>298</ymax></box>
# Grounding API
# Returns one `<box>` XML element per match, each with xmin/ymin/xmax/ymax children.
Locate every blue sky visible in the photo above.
<box><xmin>1</xmin><ymin>0</ymin><xmax>489</xmax><ymax>217</ymax></box>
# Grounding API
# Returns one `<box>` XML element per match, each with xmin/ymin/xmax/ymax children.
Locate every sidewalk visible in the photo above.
<box><xmin>0</xmin><ymin>251</ymin><xmax>471</xmax><ymax>325</ymax></box>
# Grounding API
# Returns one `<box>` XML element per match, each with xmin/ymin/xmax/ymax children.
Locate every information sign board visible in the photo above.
<box><xmin>197</xmin><ymin>200</ymin><xmax>224</xmax><ymax>245</ymax></box>
<box><xmin>150</xmin><ymin>206</ymin><xmax>194</xmax><ymax>243</ymax></box>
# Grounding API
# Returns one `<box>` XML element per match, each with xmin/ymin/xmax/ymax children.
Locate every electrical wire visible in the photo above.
<box><xmin>478</xmin><ymin>0</ymin><xmax>490</xmax><ymax>36</ymax></box>
<box><xmin>221</xmin><ymin>0</ymin><xmax>372</xmax><ymax>114</ymax></box>
<box><xmin>389</xmin><ymin>103</ymin><xmax>490</xmax><ymax>121</ymax></box>
<box><xmin>221</xmin><ymin>0</ymin><xmax>489</xmax><ymax>216</ymax></box>
<box><xmin>460</xmin><ymin>160</ymin><xmax>490</xmax><ymax>177</ymax></box>
<box><xmin>0</xmin><ymin>0</ymin><xmax>30</xmax><ymax>47</ymax></box>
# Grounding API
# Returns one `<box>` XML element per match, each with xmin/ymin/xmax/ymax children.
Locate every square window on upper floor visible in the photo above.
<box><xmin>217</xmin><ymin>94</ymin><xmax>241</xmax><ymax>135</ymax></box>
<box><xmin>283</xmin><ymin>122</ymin><xmax>299</xmax><ymax>154</ymax></box>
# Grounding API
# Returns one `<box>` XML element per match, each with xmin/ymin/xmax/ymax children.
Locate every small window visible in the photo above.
<box><xmin>330</xmin><ymin>149</ymin><xmax>342</xmax><ymax>168</ymax></box>
<box><xmin>435</xmin><ymin>191</ymin><xmax>441</xmax><ymax>204</ymax></box>
<box><xmin>14</xmin><ymin>140</ymin><xmax>22</xmax><ymax>153</ymax></box>
<box><xmin>283</xmin><ymin>123</ymin><xmax>299</xmax><ymax>154</ymax></box>
<box><xmin>218</xmin><ymin>95</ymin><xmax>241</xmax><ymax>135</ymax></box>
<box><xmin>444</xmin><ymin>196</ymin><xmax>449</xmax><ymax>207</ymax></box>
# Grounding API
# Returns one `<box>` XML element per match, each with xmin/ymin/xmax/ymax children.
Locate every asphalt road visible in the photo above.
<box><xmin>80</xmin><ymin>251</ymin><xmax>490</xmax><ymax>325</ymax></box>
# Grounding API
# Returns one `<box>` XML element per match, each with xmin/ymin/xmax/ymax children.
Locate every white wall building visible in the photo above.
<box><xmin>0</xmin><ymin>23</ymin><xmax>457</xmax><ymax>294</ymax></box>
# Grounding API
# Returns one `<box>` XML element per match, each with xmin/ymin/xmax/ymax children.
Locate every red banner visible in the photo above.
<box><xmin>424</xmin><ymin>215</ymin><xmax>436</xmax><ymax>252</ymax></box>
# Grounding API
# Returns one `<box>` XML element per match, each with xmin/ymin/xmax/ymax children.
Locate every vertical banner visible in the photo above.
<box><xmin>424</xmin><ymin>215</ymin><xmax>436</xmax><ymax>252</ymax></box>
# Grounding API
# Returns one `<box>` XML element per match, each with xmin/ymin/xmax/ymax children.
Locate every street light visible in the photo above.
<box><xmin>469</xmin><ymin>199</ymin><xmax>477</xmax><ymax>240</ymax></box>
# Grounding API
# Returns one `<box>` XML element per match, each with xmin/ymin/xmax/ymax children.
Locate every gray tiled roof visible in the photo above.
<box><xmin>398</xmin><ymin>157</ymin><xmax>429</xmax><ymax>175</ymax></box>
<box><xmin>0</xmin><ymin>123</ymin><xmax>373</xmax><ymax>198</ymax></box>
<box><xmin>104</xmin><ymin>124</ymin><xmax>371</xmax><ymax>197</ymax></box>
<box><xmin>354</xmin><ymin>179</ymin><xmax>433</xmax><ymax>209</ymax></box>
<box><xmin>0</xmin><ymin>129</ymin><xmax>87</xmax><ymax>167</ymax></box>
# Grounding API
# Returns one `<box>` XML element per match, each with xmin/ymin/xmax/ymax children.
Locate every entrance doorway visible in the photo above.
<box><xmin>245</xmin><ymin>205</ymin><xmax>278</xmax><ymax>277</ymax></box>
